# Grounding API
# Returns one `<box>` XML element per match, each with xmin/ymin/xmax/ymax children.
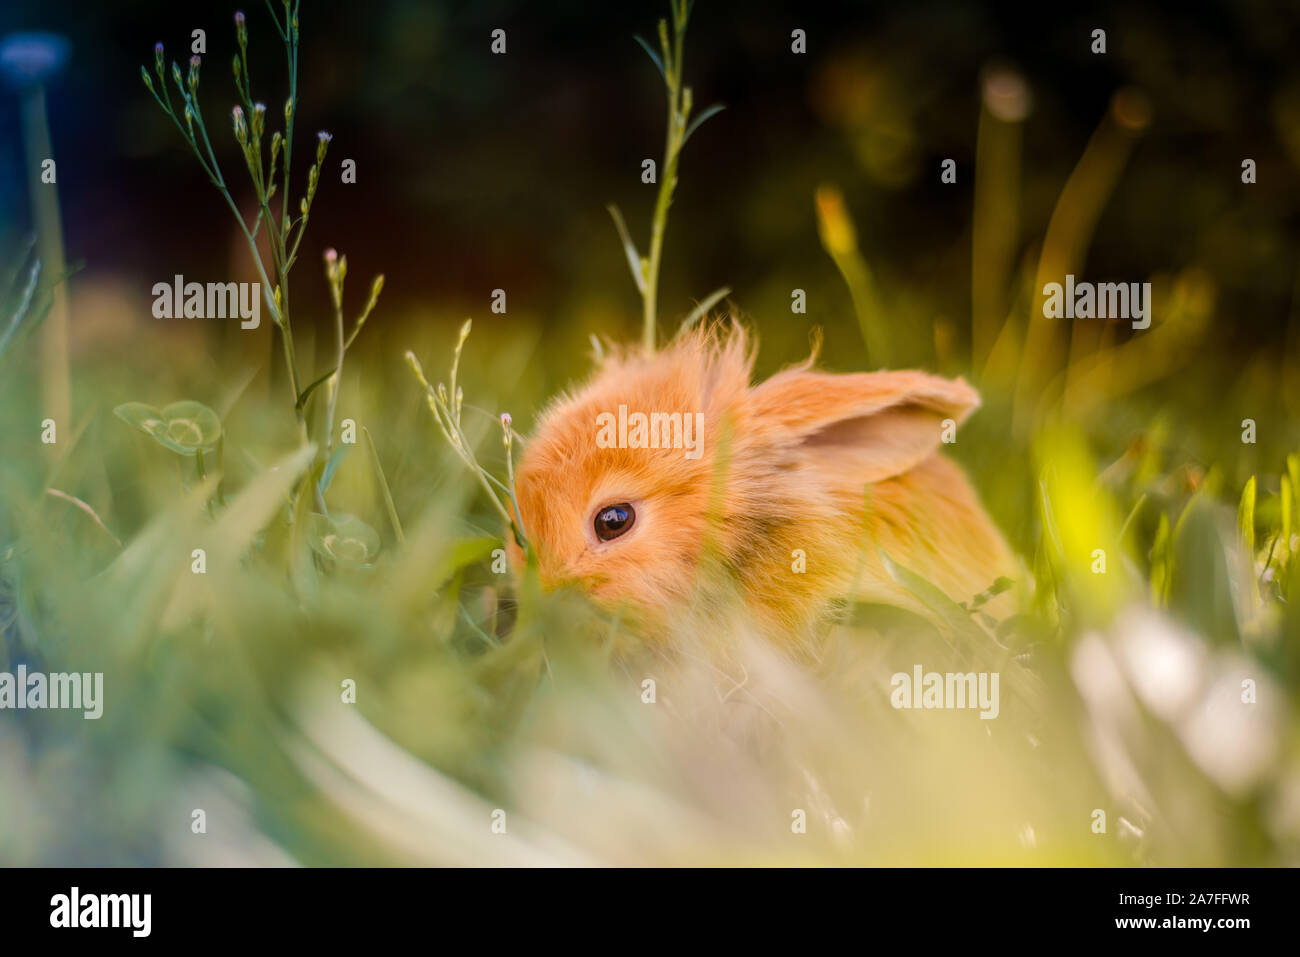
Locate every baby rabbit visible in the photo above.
<box><xmin>512</xmin><ymin>322</ymin><xmax>1016</xmax><ymax>640</ymax></box>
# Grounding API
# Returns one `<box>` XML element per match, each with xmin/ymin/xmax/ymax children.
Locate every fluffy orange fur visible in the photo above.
<box><xmin>512</xmin><ymin>322</ymin><xmax>1017</xmax><ymax>641</ymax></box>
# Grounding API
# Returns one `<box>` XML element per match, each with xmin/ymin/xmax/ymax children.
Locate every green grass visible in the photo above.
<box><xmin>3</xmin><ymin>272</ymin><xmax>1297</xmax><ymax>865</ymax></box>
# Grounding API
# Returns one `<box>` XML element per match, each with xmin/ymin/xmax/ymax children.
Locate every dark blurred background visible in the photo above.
<box><xmin>2</xmin><ymin>0</ymin><xmax>1300</xmax><ymax>381</ymax></box>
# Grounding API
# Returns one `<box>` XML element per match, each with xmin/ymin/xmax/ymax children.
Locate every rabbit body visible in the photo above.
<box><xmin>513</xmin><ymin>324</ymin><xmax>1017</xmax><ymax>639</ymax></box>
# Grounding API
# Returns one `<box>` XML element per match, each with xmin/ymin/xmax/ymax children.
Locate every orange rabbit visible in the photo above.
<box><xmin>512</xmin><ymin>321</ymin><xmax>1017</xmax><ymax>641</ymax></box>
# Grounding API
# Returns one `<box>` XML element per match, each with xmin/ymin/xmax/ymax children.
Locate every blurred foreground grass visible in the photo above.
<box><xmin>2</xmin><ymin>265</ymin><xmax>1298</xmax><ymax>865</ymax></box>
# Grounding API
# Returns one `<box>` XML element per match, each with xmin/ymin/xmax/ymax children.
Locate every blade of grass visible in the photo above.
<box><xmin>678</xmin><ymin>285</ymin><xmax>730</xmax><ymax>332</ymax></box>
<box><xmin>605</xmin><ymin>204</ymin><xmax>647</xmax><ymax>294</ymax></box>
<box><xmin>363</xmin><ymin>426</ymin><xmax>404</xmax><ymax>544</ymax></box>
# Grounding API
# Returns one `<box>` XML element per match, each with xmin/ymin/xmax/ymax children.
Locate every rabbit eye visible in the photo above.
<box><xmin>594</xmin><ymin>504</ymin><xmax>635</xmax><ymax>542</ymax></box>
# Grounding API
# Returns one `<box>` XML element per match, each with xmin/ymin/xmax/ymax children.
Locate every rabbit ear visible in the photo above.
<box><xmin>748</xmin><ymin>368</ymin><xmax>981</xmax><ymax>482</ymax></box>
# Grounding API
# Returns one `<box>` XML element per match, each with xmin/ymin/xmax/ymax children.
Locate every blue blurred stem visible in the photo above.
<box><xmin>20</xmin><ymin>83</ymin><xmax>70</xmax><ymax>430</ymax></box>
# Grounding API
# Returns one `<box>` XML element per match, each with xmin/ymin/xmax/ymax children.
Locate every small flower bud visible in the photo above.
<box><xmin>814</xmin><ymin>185</ymin><xmax>857</xmax><ymax>258</ymax></box>
<box><xmin>171</xmin><ymin>61</ymin><xmax>183</xmax><ymax>89</ymax></box>
<box><xmin>187</xmin><ymin>55</ymin><xmax>200</xmax><ymax>92</ymax></box>
<box><xmin>140</xmin><ymin>65</ymin><xmax>154</xmax><ymax>92</ymax></box>
<box><xmin>232</xmin><ymin>105</ymin><xmax>247</xmax><ymax>144</ymax></box>
<box><xmin>234</xmin><ymin>11</ymin><xmax>247</xmax><ymax>48</ymax></box>
<box><xmin>251</xmin><ymin>101</ymin><xmax>266</xmax><ymax>138</ymax></box>
<box><xmin>316</xmin><ymin>130</ymin><xmax>332</xmax><ymax>163</ymax></box>
<box><xmin>232</xmin><ymin>55</ymin><xmax>241</xmax><ymax>79</ymax></box>
<box><xmin>501</xmin><ymin>412</ymin><xmax>513</xmax><ymax>428</ymax></box>
<box><xmin>324</xmin><ymin>250</ymin><xmax>341</xmax><ymax>298</ymax></box>
<box><xmin>284</xmin><ymin>98</ymin><xmax>293</xmax><ymax>125</ymax></box>
<box><xmin>154</xmin><ymin>42</ymin><xmax>164</xmax><ymax>74</ymax></box>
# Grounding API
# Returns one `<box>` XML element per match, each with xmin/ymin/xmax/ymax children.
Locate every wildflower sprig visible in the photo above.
<box><xmin>608</xmin><ymin>0</ymin><xmax>726</xmax><ymax>353</ymax></box>
<box><xmin>298</xmin><ymin>248</ymin><xmax>385</xmax><ymax>457</ymax></box>
<box><xmin>140</xmin><ymin>1</ymin><xmax>335</xmax><ymax>451</ymax></box>
<box><xmin>139</xmin><ymin>2</ymin><xmax>385</xmax><ymax>533</ymax></box>
<box><xmin>141</xmin><ymin>43</ymin><xmax>278</xmax><ymax>320</ymax></box>
<box><xmin>405</xmin><ymin>322</ymin><xmax>530</xmax><ymax>555</ymax></box>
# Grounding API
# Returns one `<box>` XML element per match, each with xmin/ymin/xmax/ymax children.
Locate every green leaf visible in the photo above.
<box><xmin>1036</xmin><ymin>476</ymin><xmax>1066</xmax><ymax>570</ymax></box>
<box><xmin>114</xmin><ymin>399</ymin><xmax>222</xmax><ymax>456</ymax></box>
<box><xmin>679</xmin><ymin>285</ymin><xmax>731</xmax><ymax>332</ymax></box>
<box><xmin>363</xmin><ymin>426</ymin><xmax>404</xmax><ymax>544</ymax></box>
<box><xmin>877</xmin><ymin>547</ymin><xmax>985</xmax><ymax>642</ymax></box>
<box><xmin>307</xmin><ymin>512</ymin><xmax>381</xmax><ymax>568</ymax></box>
<box><xmin>459</xmin><ymin>602</ymin><xmax>500</xmax><ymax>647</ymax></box>
<box><xmin>1118</xmin><ymin>492</ymin><xmax>1147</xmax><ymax>544</ymax></box>
<box><xmin>1238</xmin><ymin>475</ymin><xmax>1260</xmax><ymax>608</ymax></box>
<box><xmin>682</xmin><ymin>103</ymin><xmax>725</xmax><ymax>146</ymax></box>
<box><xmin>1282</xmin><ymin>474</ymin><xmax>1292</xmax><ymax>566</ymax></box>
<box><xmin>296</xmin><ymin>368</ymin><xmax>335</xmax><ymax>411</ymax></box>
<box><xmin>1150</xmin><ymin>511</ymin><xmax>1171</xmax><ymax>607</ymax></box>
<box><xmin>206</xmin><ymin>444</ymin><xmax>316</xmax><ymax>570</ymax></box>
<box><xmin>605</xmin><ymin>204</ymin><xmax>647</xmax><ymax>294</ymax></box>
<box><xmin>1289</xmin><ymin>454</ymin><xmax>1300</xmax><ymax>521</ymax></box>
<box><xmin>1237</xmin><ymin>475</ymin><xmax>1256</xmax><ymax>557</ymax></box>
<box><xmin>156</xmin><ymin>401</ymin><xmax>222</xmax><ymax>455</ymax></box>
<box><xmin>318</xmin><ymin>444</ymin><xmax>350</xmax><ymax>496</ymax></box>
<box><xmin>633</xmin><ymin>34</ymin><xmax>667</xmax><ymax>82</ymax></box>
<box><xmin>113</xmin><ymin>402</ymin><xmax>165</xmax><ymax>436</ymax></box>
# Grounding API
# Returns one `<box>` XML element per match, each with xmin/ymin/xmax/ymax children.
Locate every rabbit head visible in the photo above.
<box><xmin>511</xmin><ymin>322</ymin><xmax>1015</xmax><ymax>638</ymax></box>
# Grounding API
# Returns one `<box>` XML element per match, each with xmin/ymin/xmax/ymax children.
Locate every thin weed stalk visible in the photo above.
<box><xmin>141</xmin><ymin>2</ymin><xmax>384</xmax><ymax>524</ymax></box>
<box><xmin>608</xmin><ymin>0</ymin><xmax>725</xmax><ymax>353</ymax></box>
<box><xmin>406</xmin><ymin>321</ymin><xmax>530</xmax><ymax>556</ymax></box>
